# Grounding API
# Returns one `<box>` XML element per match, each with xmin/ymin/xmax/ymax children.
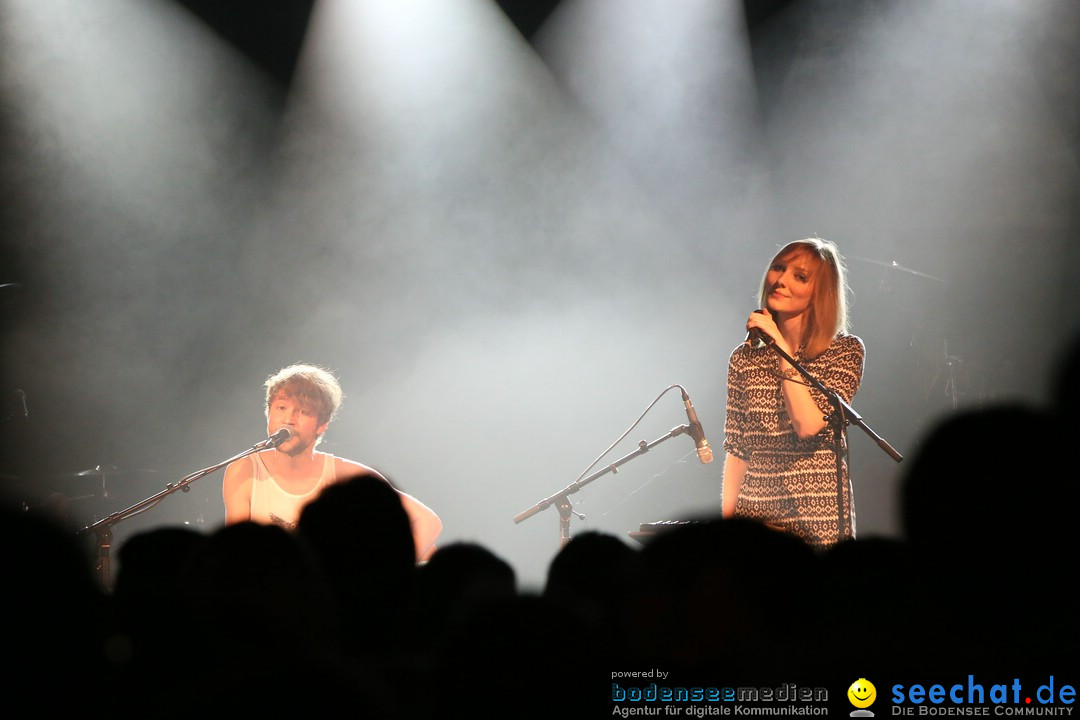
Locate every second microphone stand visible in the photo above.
<box><xmin>513</xmin><ymin>423</ymin><xmax>695</xmax><ymax>548</ymax></box>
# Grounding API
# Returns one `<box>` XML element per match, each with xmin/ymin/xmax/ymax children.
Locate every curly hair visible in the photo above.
<box><xmin>263</xmin><ymin>363</ymin><xmax>344</xmax><ymax>428</ymax></box>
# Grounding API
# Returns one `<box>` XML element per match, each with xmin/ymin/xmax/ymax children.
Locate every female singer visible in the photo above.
<box><xmin>721</xmin><ymin>237</ymin><xmax>864</xmax><ymax>547</ymax></box>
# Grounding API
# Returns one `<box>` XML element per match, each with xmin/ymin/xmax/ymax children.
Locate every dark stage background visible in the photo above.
<box><xmin>2</xmin><ymin>0</ymin><xmax>1078</xmax><ymax>590</ymax></box>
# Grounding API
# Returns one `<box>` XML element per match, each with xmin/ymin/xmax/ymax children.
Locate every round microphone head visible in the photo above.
<box><xmin>271</xmin><ymin>427</ymin><xmax>296</xmax><ymax>446</ymax></box>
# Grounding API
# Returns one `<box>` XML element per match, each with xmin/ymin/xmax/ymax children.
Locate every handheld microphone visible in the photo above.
<box><xmin>744</xmin><ymin>309</ymin><xmax>775</xmax><ymax>347</ymax></box>
<box><xmin>681</xmin><ymin>390</ymin><xmax>714</xmax><ymax>464</ymax></box>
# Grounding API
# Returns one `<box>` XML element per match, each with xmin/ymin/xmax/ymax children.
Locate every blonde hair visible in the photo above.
<box><xmin>264</xmin><ymin>363</ymin><xmax>344</xmax><ymax>428</ymax></box>
<box><xmin>757</xmin><ymin>237</ymin><xmax>850</xmax><ymax>359</ymax></box>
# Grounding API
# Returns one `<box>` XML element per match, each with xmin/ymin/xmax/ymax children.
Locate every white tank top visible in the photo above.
<box><xmin>248</xmin><ymin>452</ymin><xmax>336</xmax><ymax>530</ymax></box>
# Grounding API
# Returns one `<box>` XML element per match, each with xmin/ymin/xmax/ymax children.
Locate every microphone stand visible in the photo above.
<box><xmin>76</xmin><ymin>436</ymin><xmax>281</xmax><ymax>591</ymax></box>
<box><xmin>513</xmin><ymin>424</ymin><xmax>695</xmax><ymax>548</ymax></box>
<box><xmin>760</xmin><ymin>338</ymin><xmax>903</xmax><ymax>542</ymax></box>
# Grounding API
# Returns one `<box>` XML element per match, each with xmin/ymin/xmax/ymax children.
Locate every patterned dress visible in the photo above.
<box><xmin>723</xmin><ymin>333</ymin><xmax>865</xmax><ymax>547</ymax></box>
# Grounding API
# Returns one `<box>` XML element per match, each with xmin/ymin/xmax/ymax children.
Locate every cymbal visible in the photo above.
<box><xmin>48</xmin><ymin>465</ymin><xmax>158</xmax><ymax>480</ymax></box>
<box><xmin>74</xmin><ymin>464</ymin><xmax>119</xmax><ymax>477</ymax></box>
<box><xmin>849</xmin><ymin>255</ymin><xmax>944</xmax><ymax>282</ymax></box>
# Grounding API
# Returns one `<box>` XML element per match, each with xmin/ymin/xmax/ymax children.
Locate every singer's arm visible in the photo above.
<box><xmin>222</xmin><ymin>457</ymin><xmax>254</xmax><ymax>524</ymax></box>
<box><xmin>747</xmin><ymin>311</ymin><xmax>829</xmax><ymax>439</ymax></box>
<box><xmin>778</xmin><ymin>335</ymin><xmax>865</xmax><ymax>439</ymax></box>
<box><xmin>723</xmin><ymin>346</ymin><xmax>749</xmax><ymax>519</ymax></box>
<box><xmin>778</xmin><ymin>354</ymin><xmax>830</xmax><ymax>439</ymax></box>
<box><xmin>721</xmin><ymin>452</ymin><xmax>746</xmax><ymax>518</ymax></box>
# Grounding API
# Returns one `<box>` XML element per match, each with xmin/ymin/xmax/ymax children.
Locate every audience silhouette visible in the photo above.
<box><xmin>5</xmin><ymin>503</ymin><xmax>109</xmax><ymax>713</ymax></box>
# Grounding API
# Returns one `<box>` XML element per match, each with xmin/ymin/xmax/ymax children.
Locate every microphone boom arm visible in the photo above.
<box><xmin>513</xmin><ymin>423</ymin><xmax>694</xmax><ymax>547</ymax></box>
<box><xmin>76</xmin><ymin>435</ymin><xmax>280</xmax><ymax>591</ymax></box>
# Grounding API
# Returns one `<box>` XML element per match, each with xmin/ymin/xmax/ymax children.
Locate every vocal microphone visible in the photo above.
<box><xmin>681</xmin><ymin>390</ymin><xmax>714</xmax><ymax>464</ymax></box>
<box><xmin>256</xmin><ymin>427</ymin><xmax>295</xmax><ymax>450</ymax></box>
<box><xmin>744</xmin><ymin>309</ymin><xmax>775</xmax><ymax>347</ymax></box>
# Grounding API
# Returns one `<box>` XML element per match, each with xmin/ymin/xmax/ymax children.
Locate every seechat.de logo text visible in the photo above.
<box><xmin>890</xmin><ymin>676</ymin><xmax>1074</xmax><ymax>716</ymax></box>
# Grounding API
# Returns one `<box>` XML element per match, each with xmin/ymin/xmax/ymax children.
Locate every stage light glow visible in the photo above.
<box><xmin>534</xmin><ymin>0</ymin><xmax>766</xmax><ymax>242</ymax></box>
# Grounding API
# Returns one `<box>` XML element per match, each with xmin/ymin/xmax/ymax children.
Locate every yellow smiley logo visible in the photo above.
<box><xmin>848</xmin><ymin>678</ymin><xmax>877</xmax><ymax>709</ymax></box>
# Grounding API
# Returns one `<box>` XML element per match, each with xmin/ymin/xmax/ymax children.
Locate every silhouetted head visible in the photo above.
<box><xmin>298</xmin><ymin>474</ymin><xmax>418</xmax><ymax>656</ymax></box>
<box><xmin>900</xmin><ymin>403</ymin><xmax>1063</xmax><ymax>560</ymax></box>
<box><xmin>544</xmin><ymin>531</ymin><xmax>641</xmax><ymax>622</ymax></box>
<box><xmin>415</xmin><ymin>542</ymin><xmax>516</xmax><ymax>641</ymax></box>
<box><xmin>299</xmin><ymin>473</ymin><xmax>416</xmax><ymax>568</ymax></box>
<box><xmin>632</xmin><ymin>517</ymin><xmax>819</xmax><ymax>674</ymax></box>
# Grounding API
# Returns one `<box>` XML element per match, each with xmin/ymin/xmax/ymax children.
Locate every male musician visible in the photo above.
<box><xmin>223</xmin><ymin>363</ymin><xmax>442</xmax><ymax>560</ymax></box>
